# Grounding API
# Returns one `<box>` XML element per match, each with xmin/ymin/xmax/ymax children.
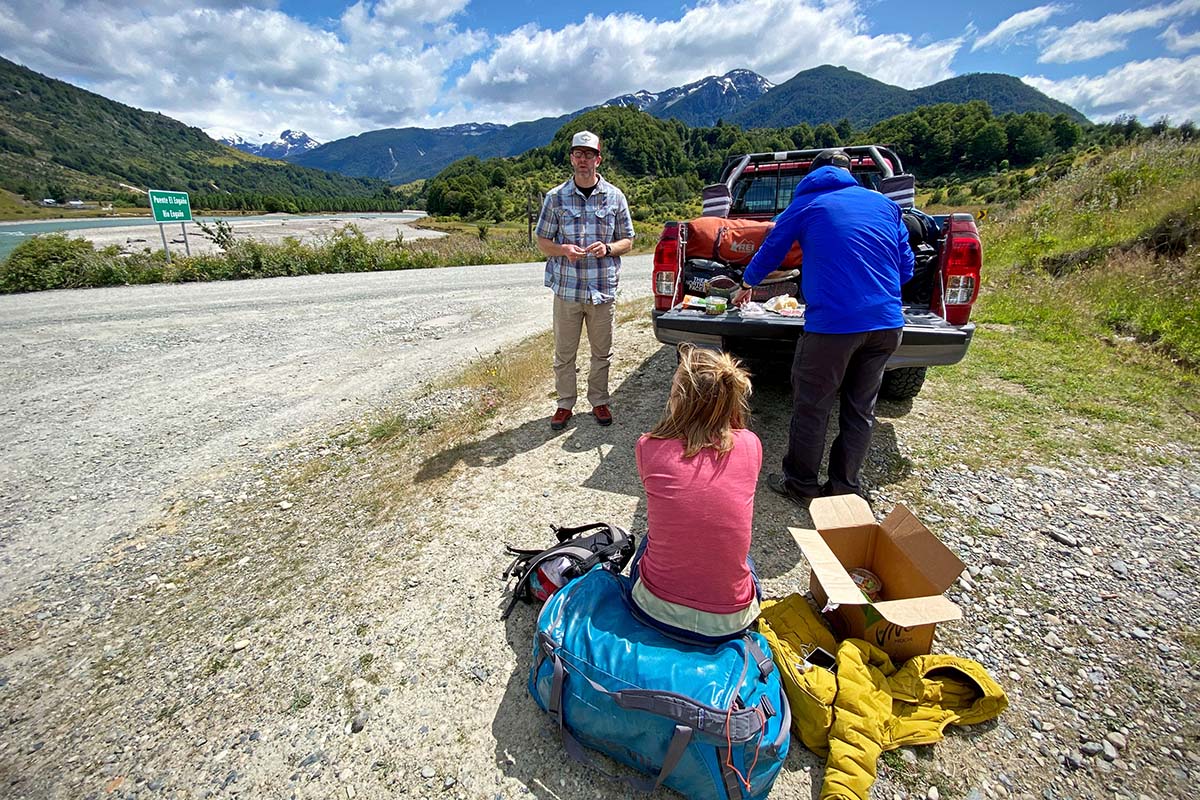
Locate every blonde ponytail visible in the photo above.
<box><xmin>647</xmin><ymin>344</ymin><xmax>753</xmax><ymax>457</ymax></box>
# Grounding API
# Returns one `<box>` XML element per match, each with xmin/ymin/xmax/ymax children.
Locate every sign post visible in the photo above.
<box><xmin>148</xmin><ymin>190</ymin><xmax>193</xmax><ymax>262</ymax></box>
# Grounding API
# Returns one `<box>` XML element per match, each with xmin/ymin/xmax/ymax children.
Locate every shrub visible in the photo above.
<box><xmin>0</xmin><ymin>234</ymin><xmax>95</xmax><ymax>292</ymax></box>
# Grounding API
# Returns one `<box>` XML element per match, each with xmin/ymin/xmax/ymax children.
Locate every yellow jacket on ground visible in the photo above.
<box><xmin>758</xmin><ymin>594</ymin><xmax>1008</xmax><ymax>800</ymax></box>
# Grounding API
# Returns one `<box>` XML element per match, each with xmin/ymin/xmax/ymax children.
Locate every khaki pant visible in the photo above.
<box><xmin>553</xmin><ymin>296</ymin><xmax>615</xmax><ymax>410</ymax></box>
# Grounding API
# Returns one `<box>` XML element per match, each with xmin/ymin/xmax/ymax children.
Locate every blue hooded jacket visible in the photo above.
<box><xmin>742</xmin><ymin>166</ymin><xmax>914</xmax><ymax>334</ymax></box>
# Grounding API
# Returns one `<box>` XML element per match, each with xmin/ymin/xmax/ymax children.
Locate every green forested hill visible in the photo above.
<box><xmin>0</xmin><ymin>57</ymin><xmax>396</xmax><ymax>206</ymax></box>
<box><xmin>725</xmin><ymin>66</ymin><xmax>1086</xmax><ymax>131</ymax></box>
<box><xmin>419</xmin><ymin>101</ymin><xmax>1183</xmax><ymax>224</ymax></box>
<box><xmin>729</xmin><ymin>65</ymin><xmax>915</xmax><ymax>128</ymax></box>
<box><xmin>288</xmin><ymin>116</ymin><xmax>576</xmax><ymax>185</ymax></box>
<box><xmin>912</xmin><ymin>74</ymin><xmax>1088</xmax><ymax>123</ymax></box>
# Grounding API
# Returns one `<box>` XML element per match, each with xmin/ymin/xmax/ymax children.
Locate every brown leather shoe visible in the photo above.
<box><xmin>592</xmin><ymin>405</ymin><xmax>613</xmax><ymax>426</ymax></box>
<box><xmin>550</xmin><ymin>408</ymin><xmax>572</xmax><ymax>431</ymax></box>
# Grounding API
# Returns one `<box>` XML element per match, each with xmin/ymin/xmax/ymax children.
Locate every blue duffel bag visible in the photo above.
<box><xmin>528</xmin><ymin>567</ymin><xmax>791</xmax><ymax>799</ymax></box>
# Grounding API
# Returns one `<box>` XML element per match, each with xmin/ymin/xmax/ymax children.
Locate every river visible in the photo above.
<box><xmin>0</xmin><ymin>211</ymin><xmax>426</xmax><ymax>262</ymax></box>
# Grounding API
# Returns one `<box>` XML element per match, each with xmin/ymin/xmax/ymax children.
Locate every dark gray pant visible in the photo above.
<box><xmin>782</xmin><ymin>328</ymin><xmax>902</xmax><ymax>499</ymax></box>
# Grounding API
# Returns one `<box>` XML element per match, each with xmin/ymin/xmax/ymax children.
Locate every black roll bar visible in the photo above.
<box><xmin>719</xmin><ymin>145</ymin><xmax>903</xmax><ymax>188</ymax></box>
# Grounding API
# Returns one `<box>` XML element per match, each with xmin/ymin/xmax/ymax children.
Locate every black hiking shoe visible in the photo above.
<box><xmin>766</xmin><ymin>472</ymin><xmax>814</xmax><ymax>509</ymax></box>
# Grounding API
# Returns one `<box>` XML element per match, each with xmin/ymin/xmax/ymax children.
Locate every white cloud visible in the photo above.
<box><xmin>1038</xmin><ymin>0</ymin><xmax>1200</xmax><ymax>63</ymax></box>
<box><xmin>972</xmin><ymin>5</ymin><xmax>1064</xmax><ymax>51</ymax></box>
<box><xmin>0</xmin><ymin>0</ymin><xmax>483</xmax><ymax>140</ymax></box>
<box><xmin>1162</xmin><ymin>23</ymin><xmax>1200</xmax><ymax>51</ymax></box>
<box><xmin>1025</xmin><ymin>55</ymin><xmax>1200</xmax><ymax>122</ymax></box>
<box><xmin>0</xmin><ymin>0</ymin><xmax>967</xmax><ymax>138</ymax></box>
<box><xmin>11</xmin><ymin>0</ymin><xmax>1196</xmax><ymax>144</ymax></box>
<box><xmin>454</xmin><ymin>0</ymin><xmax>962</xmax><ymax>121</ymax></box>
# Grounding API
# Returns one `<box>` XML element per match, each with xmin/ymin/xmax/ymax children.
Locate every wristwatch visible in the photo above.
<box><xmin>604</xmin><ymin>243</ymin><xmax>612</xmax><ymax>257</ymax></box>
<box><xmin>740</xmin><ymin>280</ymin><xmax>753</xmax><ymax>291</ymax></box>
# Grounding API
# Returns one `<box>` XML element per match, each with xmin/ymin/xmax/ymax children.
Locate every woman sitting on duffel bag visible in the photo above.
<box><xmin>630</xmin><ymin>343</ymin><xmax>762</xmax><ymax>643</ymax></box>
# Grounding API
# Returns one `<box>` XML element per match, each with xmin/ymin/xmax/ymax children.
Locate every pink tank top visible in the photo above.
<box><xmin>635</xmin><ymin>430</ymin><xmax>761</xmax><ymax>614</ymax></box>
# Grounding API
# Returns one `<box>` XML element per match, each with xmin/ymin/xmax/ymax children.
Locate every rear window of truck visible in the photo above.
<box><xmin>730</xmin><ymin>170</ymin><xmax>884</xmax><ymax>216</ymax></box>
<box><xmin>730</xmin><ymin>173</ymin><xmax>805</xmax><ymax>216</ymax></box>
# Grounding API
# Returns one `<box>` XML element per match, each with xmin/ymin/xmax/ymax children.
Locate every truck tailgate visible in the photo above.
<box><xmin>652</xmin><ymin>306</ymin><xmax>975</xmax><ymax>367</ymax></box>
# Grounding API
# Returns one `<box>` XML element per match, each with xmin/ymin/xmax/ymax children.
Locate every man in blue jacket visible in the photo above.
<box><xmin>733</xmin><ymin>148</ymin><xmax>914</xmax><ymax>505</ymax></box>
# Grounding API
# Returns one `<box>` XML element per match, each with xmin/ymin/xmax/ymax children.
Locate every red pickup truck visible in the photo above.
<box><xmin>650</xmin><ymin>145</ymin><xmax>981</xmax><ymax>399</ymax></box>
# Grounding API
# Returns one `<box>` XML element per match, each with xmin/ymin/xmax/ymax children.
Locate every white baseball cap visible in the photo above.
<box><xmin>571</xmin><ymin>131</ymin><xmax>601</xmax><ymax>152</ymax></box>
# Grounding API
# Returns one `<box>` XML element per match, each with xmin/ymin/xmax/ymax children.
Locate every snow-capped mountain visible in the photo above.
<box><xmin>603</xmin><ymin>90</ymin><xmax>660</xmax><ymax>113</ymax></box>
<box><xmin>603</xmin><ymin>70</ymin><xmax>774</xmax><ymax>127</ymax></box>
<box><xmin>215</xmin><ymin>129</ymin><xmax>322</xmax><ymax>159</ymax></box>
<box><xmin>439</xmin><ymin>122</ymin><xmax>508</xmax><ymax>137</ymax></box>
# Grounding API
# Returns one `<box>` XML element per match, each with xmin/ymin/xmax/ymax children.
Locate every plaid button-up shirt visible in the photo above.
<box><xmin>536</xmin><ymin>175</ymin><xmax>634</xmax><ymax>304</ymax></box>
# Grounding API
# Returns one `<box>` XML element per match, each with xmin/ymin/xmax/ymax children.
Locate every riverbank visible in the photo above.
<box><xmin>0</xmin><ymin>217</ymin><xmax>540</xmax><ymax>294</ymax></box>
<box><xmin>0</xmin><ymin>212</ymin><xmax>435</xmax><ymax>264</ymax></box>
<box><xmin>0</xmin><ymin>210</ymin><xmax>429</xmax><ymax>226</ymax></box>
<box><xmin>66</xmin><ymin>214</ymin><xmax>443</xmax><ymax>257</ymax></box>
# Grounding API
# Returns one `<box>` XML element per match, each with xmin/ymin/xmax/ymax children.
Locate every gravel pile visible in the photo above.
<box><xmin>0</xmin><ymin>315</ymin><xmax>1196</xmax><ymax>800</ymax></box>
<box><xmin>883</xmin><ymin>457</ymin><xmax>1200</xmax><ymax>797</ymax></box>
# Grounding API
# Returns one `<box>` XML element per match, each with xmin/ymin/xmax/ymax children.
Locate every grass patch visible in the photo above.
<box><xmin>339</xmin><ymin>296</ymin><xmax>652</xmax><ymax>519</ymax></box>
<box><xmin>288</xmin><ymin>688</ymin><xmax>314</xmax><ymax>713</ymax></box>
<box><xmin>411</xmin><ymin>217</ymin><xmax>527</xmax><ymax>237</ymax></box>
<box><xmin>917</xmin><ymin>319</ymin><xmax>1198</xmax><ymax>467</ymax></box>
<box><xmin>985</xmin><ymin>139</ymin><xmax>1200</xmax><ymax>270</ymax></box>
<box><xmin>1181</xmin><ymin>627</ymin><xmax>1200</xmax><ymax>668</ymax></box>
<box><xmin>438</xmin><ymin>295</ymin><xmax>653</xmax><ymax>431</ymax></box>
<box><xmin>365</xmin><ymin>414</ymin><xmax>410</xmax><ymax>444</ymax></box>
<box><xmin>156</xmin><ymin>701</ymin><xmax>183</xmax><ymax>721</ymax></box>
<box><xmin>916</xmin><ymin>138</ymin><xmax>1200</xmax><ymax>467</ymax></box>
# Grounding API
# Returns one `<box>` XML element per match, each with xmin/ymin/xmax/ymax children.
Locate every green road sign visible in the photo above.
<box><xmin>148</xmin><ymin>190</ymin><xmax>192</xmax><ymax>223</ymax></box>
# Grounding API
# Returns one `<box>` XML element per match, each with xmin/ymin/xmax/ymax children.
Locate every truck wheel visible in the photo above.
<box><xmin>880</xmin><ymin>367</ymin><xmax>926</xmax><ymax>400</ymax></box>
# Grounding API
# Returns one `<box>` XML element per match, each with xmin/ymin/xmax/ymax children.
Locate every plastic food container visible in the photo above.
<box><xmin>706</xmin><ymin>297</ymin><xmax>727</xmax><ymax>315</ymax></box>
<box><xmin>705</xmin><ymin>275</ymin><xmax>738</xmax><ymax>299</ymax></box>
<box><xmin>849</xmin><ymin>567</ymin><xmax>884</xmax><ymax>602</ymax></box>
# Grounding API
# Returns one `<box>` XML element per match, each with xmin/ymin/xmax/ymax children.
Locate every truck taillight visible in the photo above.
<box><xmin>940</xmin><ymin>215</ymin><xmax>981</xmax><ymax>325</ymax></box>
<box><xmin>653</xmin><ymin>222</ymin><xmax>682</xmax><ymax>312</ymax></box>
<box><xmin>655</xmin><ymin>270</ymin><xmax>675</xmax><ymax>295</ymax></box>
<box><xmin>945</xmin><ymin>274</ymin><xmax>975</xmax><ymax>305</ymax></box>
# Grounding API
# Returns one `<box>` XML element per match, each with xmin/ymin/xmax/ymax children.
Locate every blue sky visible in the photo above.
<box><xmin>2</xmin><ymin>0</ymin><xmax>1197</xmax><ymax>142</ymax></box>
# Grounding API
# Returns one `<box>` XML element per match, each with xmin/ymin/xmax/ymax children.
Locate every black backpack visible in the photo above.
<box><xmin>501</xmin><ymin>522</ymin><xmax>636</xmax><ymax>619</ymax></box>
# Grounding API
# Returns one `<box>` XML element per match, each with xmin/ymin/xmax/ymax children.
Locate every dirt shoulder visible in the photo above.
<box><xmin>1</xmin><ymin>309</ymin><xmax>1197</xmax><ymax>800</ymax></box>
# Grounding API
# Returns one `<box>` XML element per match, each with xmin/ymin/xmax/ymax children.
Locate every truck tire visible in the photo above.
<box><xmin>880</xmin><ymin>367</ymin><xmax>926</xmax><ymax>401</ymax></box>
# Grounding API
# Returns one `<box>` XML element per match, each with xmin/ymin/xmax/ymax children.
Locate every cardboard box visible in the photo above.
<box><xmin>790</xmin><ymin>495</ymin><xmax>965</xmax><ymax>662</ymax></box>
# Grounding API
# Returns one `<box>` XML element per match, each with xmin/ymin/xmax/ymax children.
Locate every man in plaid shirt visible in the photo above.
<box><xmin>536</xmin><ymin>130</ymin><xmax>634</xmax><ymax>431</ymax></box>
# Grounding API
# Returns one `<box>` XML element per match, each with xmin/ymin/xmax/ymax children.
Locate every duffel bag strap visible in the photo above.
<box><xmin>501</xmin><ymin>547</ymin><xmax>540</xmax><ymax>579</ymax></box>
<box><xmin>717</xmin><ymin>748</ymin><xmax>747</xmax><ymax>800</ymax></box>
<box><xmin>547</xmin><ymin>652</ymin><xmax>695</xmax><ymax>792</ymax></box>
<box><xmin>744</xmin><ymin>637</ymin><xmax>775</xmax><ymax>679</ymax></box>
<box><xmin>764</xmin><ymin>685</ymin><xmax>791</xmax><ymax>759</ymax></box>
<box><xmin>571</xmin><ymin>537</ymin><xmax>634</xmax><ymax>576</ymax></box>
<box><xmin>613</xmin><ymin>689</ymin><xmax>767</xmax><ymax>742</ymax></box>
<box><xmin>551</xmin><ymin>521</ymin><xmax>611</xmax><ymax>542</ymax></box>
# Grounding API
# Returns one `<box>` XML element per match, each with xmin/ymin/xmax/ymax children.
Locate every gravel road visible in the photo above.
<box><xmin>0</xmin><ymin>273</ymin><xmax>1196</xmax><ymax>800</ymax></box>
<box><xmin>0</xmin><ymin>256</ymin><xmax>653</xmax><ymax>601</ymax></box>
